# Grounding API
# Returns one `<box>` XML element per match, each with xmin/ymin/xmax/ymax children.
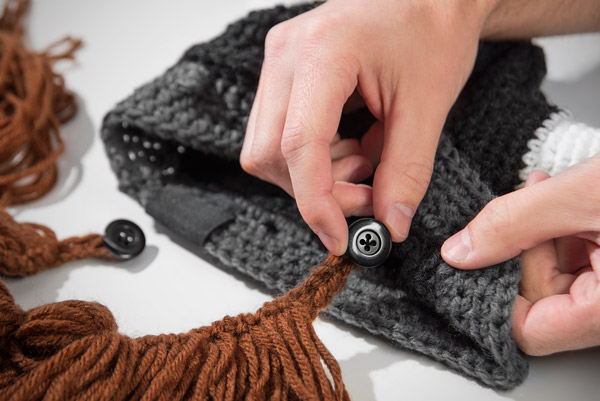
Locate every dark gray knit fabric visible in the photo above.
<box><xmin>101</xmin><ymin>3</ymin><xmax>556</xmax><ymax>390</ymax></box>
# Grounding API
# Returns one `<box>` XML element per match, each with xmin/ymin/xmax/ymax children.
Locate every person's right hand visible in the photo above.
<box><xmin>240</xmin><ymin>0</ymin><xmax>496</xmax><ymax>255</ymax></box>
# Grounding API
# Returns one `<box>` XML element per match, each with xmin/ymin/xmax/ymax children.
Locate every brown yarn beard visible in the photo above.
<box><xmin>0</xmin><ymin>1</ymin><xmax>356</xmax><ymax>399</ymax></box>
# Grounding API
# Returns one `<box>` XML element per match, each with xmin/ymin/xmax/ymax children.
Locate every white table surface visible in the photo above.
<box><xmin>5</xmin><ymin>1</ymin><xmax>600</xmax><ymax>400</ymax></box>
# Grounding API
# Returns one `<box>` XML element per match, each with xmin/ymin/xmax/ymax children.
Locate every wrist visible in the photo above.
<box><xmin>477</xmin><ymin>0</ymin><xmax>503</xmax><ymax>39</ymax></box>
<box><xmin>479</xmin><ymin>0</ymin><xmax>600</xmax><ymax>40</ymax></box>
<box><xmin>480</xmin><ymin>0</ymin><xmax>512</xmax><ymax>39</ymax></box>
<box><xmin>447</xmin><ymin>0</ymin><xmax>501</xmax><ymax>39</ymax></box>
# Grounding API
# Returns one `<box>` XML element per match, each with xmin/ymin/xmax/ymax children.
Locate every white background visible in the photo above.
<box><xmin>4</xmin><ymin>1</ymin><xmax>600</xmax><ymax>400</ymax></box>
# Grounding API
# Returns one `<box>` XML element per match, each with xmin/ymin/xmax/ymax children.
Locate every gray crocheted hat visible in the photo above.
<box><xmin>101</xmin><ymin>3</ymin><xmax>556</xmax><ymax>390</ymax></box>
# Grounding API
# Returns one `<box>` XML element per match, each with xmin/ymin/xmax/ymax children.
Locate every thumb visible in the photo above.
<box><xmin>442</xmin><ymin>161</ymin><xmax>600</xmax><ymax>269</ymax></box>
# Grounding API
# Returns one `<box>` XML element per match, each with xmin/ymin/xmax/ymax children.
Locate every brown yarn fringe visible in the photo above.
<box><xmin>0</xmin><ymin>247</ymin><xmax>356</xmax><ymax>400</ymax></box>
<box><xmin>0</xmin><ymin>1</ymin><xmax>358</xmax><ymax>399</ymax></box>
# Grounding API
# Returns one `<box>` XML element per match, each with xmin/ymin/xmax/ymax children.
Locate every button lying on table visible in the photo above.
<box><xmin>347</xmin><ymin>218</ymin><xmax>391</xmax><ymax>268</ymax></box>
<box><xmin>103</xmin><ymin>219</ymin><xmax>146</xmax><ymax>260</ymax></box>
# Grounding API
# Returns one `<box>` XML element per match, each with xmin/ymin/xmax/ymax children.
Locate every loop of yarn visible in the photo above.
<box><xmin>0</xmin><ymin>1</ymin><xmax>358</xmax><ymax>399</ymax></box>
<box><xmin>0</xmin><ymin>209</ymin><xmax>114</xmax><ymax>277</ymax></box>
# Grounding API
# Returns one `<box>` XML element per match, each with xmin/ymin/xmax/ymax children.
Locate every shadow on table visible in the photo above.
<box><xmin>153</xmin><ymin>220</ymin><xmax>270</xmax><ymax>294</ymax></box>
<box><xmin>340</xmin><ymin>343</ymin><xmax>445</xmax><ymax>401</ymax></box>
<box><xmin>321</xmin><ymin>316</ymin><xmax>449</xmax><ymax>401</ymax></box>
<box><xmin>504</xmin><ymin>347</ymin><xmax>600</xmax><ymax>401</ymax></box>
<box><xmin>326</xmin><ymin>314</ymin><xmax>600</xmax><ymax>401</ymax></box>
<box><xmin>543</xmin><ymin>63</ymin><xmax>600</xmax><ymax>127</ymax></box>
<box><xmin>10</xmin><ymin>93</ymin><xmax>94</xmax><ymax>215</ymax></box>
<box><xmin>3</xmin><ymin>245</ymin><xmax>158</xmax><ymax>310</ymax></box>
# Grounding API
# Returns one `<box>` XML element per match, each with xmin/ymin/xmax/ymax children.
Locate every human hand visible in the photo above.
<box><xmin>442</xmin><ymin>158</ymin><xmax>600</xmax><ymax>355</ymax></box>
<box><xmin>240</xmin><ymin>0</ymin><xmax>495</xmax><ymax>255</ymax></box>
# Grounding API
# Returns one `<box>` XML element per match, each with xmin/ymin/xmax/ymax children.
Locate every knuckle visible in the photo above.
<box><xmin>239</xmin><ymin>150</ymin><xmax>260</xmax><ymax>176</ymax></box>
<box><xmin>240</xmin><ymin>144</ymin><xmax>279</xmax><ymax>177</ymax></box>
<box><xmin>263</xmin><ymin>23</ymin><xmax>289</xmax><ymax>60</ymax></box>
<box><xmin>297</xmin><ymin>16</ymin><xmax>348</xmax><ymax>71</ymax></box>
<box><xmin>300</xmin><ymin>15</ymin><xmax>332</xmax><ymax>47</ymax></box>
<box><xmin>280</xmin><ymin>123</ymin><xmax>309</xmax><ymax>160</ymax></box>
<box><xmin>478</xmin><ymin>197</ymin><xmax>513</xmax><ymax>239</ymax></box>
<box><xmin>296</xmin><ymin>198</ymin><xmax>324</xmax><ymax>228</ymax></box>
<box><xmin>393</xmin><ymin>159</ymin><xmax>433</xmax><ymax>196</ymax></box>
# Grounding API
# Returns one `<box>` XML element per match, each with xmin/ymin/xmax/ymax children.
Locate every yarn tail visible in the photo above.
<box><xmin>176</xmin><ymin>254</ymin><xmax>355</xmax><ymax>401</ymax></box>
<box><xmin>0</xmin><ymin>214</ymin><xmax>356</xmax><ymax>400</ymax></box>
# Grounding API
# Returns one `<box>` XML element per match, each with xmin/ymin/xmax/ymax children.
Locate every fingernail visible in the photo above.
<box><xmin>317</xmin><ymin>232</ymin><xmax>340</xmax><ymax>255</ymax></box>
<box><xmin>352</xmin><ymin>205</ymin><xmax>374</xmax><ymax>216</ymax></box>
<box><xmin>386</xmin><ymin>203</ymin><xmax>414</xmax><ymax>240</ymax></box>
<box><xmin>442</xmin><ymin>229</ymin><xmax>471</xmax><ymax>263</ymax></box>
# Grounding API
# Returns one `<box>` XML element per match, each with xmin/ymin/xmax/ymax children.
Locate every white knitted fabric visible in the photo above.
<box><xmin>519</xmin><ymin>111</ymin><xmax>600</xmax><ymax>184</ymax></box>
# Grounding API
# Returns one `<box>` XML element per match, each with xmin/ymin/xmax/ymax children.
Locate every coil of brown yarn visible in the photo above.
<box><xmin>0</xmin><ymin>1</ymin><xmax>356</xmax><ymax>400</ymax></box>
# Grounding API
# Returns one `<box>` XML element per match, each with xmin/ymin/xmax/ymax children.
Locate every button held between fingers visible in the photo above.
<box><xmin>347</xmin><ymin>218</ymin><xmax>391</xmax><ymax>268</ymax></box>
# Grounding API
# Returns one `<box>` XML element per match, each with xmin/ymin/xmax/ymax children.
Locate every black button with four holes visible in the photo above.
<box><xmin>103</xmin><ymin>219</ymin><xmax>146</xmax><ymax>260</ymax></box>
<box><xmin>347</xmin><ymin>218</ymin><xmax>391</xmax><ymax>268</ymax></box>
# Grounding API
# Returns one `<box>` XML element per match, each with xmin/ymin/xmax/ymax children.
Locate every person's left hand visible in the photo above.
<box><xmin>442</xmin><ymin>158</ymin><xmax>600</xmax><ymax>355</ymax></box>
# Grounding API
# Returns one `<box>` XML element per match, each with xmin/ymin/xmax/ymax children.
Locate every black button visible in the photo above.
<box><xmin>347</xmin><ymin>218</ymin><xmax>391</xmax><ymax>268</ymax></box>
<box><xmin>103</xmin><ymin>219</ymin><xmax>146</xmax><ymax>260</ymax></box>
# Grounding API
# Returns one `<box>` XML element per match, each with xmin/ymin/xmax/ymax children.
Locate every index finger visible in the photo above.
<box><xmin>280</xmin><ymin>58</ymin><xmax>359</xmax><ymax>255</ymax></box>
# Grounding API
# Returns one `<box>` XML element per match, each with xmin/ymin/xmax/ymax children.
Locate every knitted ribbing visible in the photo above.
<box><xmin>101</xmin><ymin>2</ymin><xmax>557</xmax><ymax>389</ymax></box>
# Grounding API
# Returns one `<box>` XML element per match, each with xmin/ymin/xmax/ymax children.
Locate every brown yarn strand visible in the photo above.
<box><xmin>0</xmin><ymin>0</ymin><xmax>82</xmax><ymax>207</ymax></box>
<box><xmin>0</xmin><ymin>1</ymin><xmax>357</xmax><ymax>399</ymax></box>
<box><xmin>0</xmin><ymin>0</ymin><xmax>108</xmax><ymax>275</ymax></box>
<box><xmin>0</xmin><ymin>208</ymin><xmax>114</xmax><ymax>277</ymax></box>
